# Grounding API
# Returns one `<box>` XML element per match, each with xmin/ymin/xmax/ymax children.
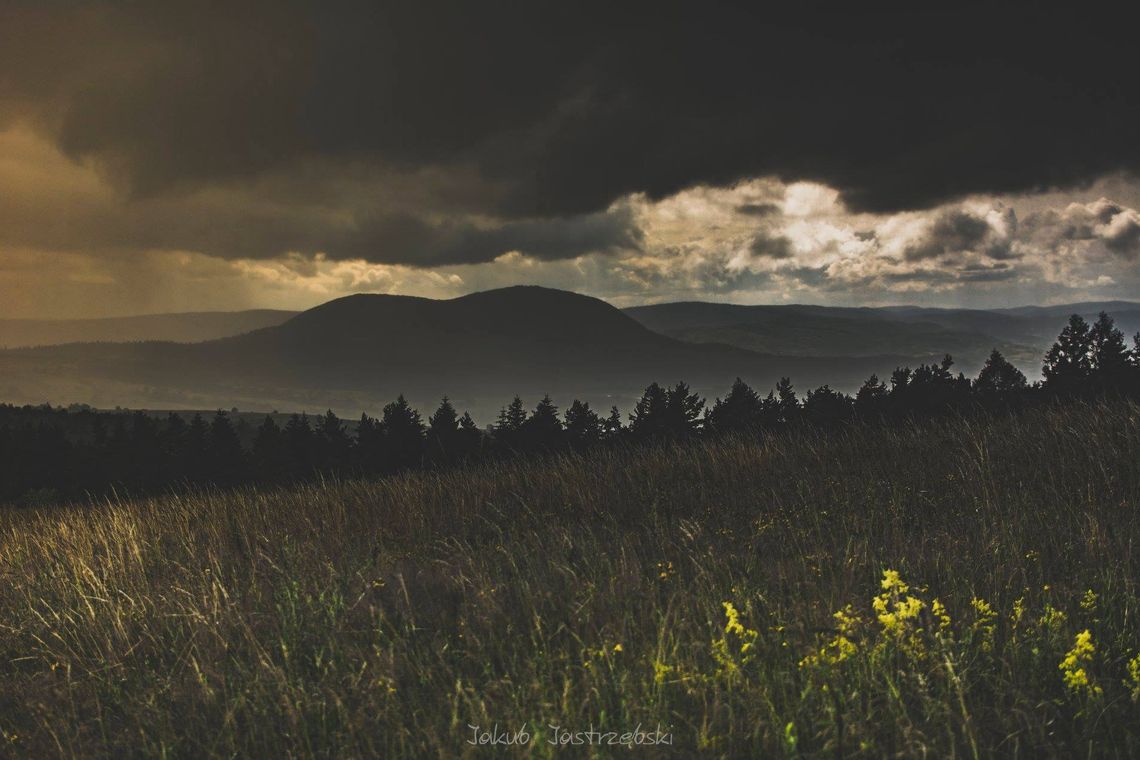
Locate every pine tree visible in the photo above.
<box><xmin>706</xmin><ymin>377</ymin><xmax>763</xmax><ymax>434</ymax></box>
<box><xmin>456</xmin><ymin>411</ymin><xmax>483</xmax><ymax>460</ymax></box>
<box><xmin>284</xmin><ymin>413</ymin><xmax>314</xmax><ymax>475</ymax></box>
<box><xmin>854</xmin><ymin>374</ymin><xmax>888</xmax><ymax>417</ymax></box>
<box><xmin>775</xmin><ymin>377</ymin><xmax>799</xmax><ymax>424</ymax></box>
<box><xmin>494</xmin><ymin>396</ymin><xmax>528</xmax><ymax>450</ymax></box>
<box><xmin>316</xmin><ymin>409</ymin><xmax>352</xmax><ymax>471</ymax></box>
<box><xmin>1043</xmin><ymin>314</ymin><xmax>1093</xmax><ymax>394</ymax></box>
<box><xmin>803</xmin><ymin>385</ymin><xmax>854</xmax><ymax>426</ymax></box>
<box><xmin>523</xmin><ymin>394</ymin><xmax>563</xmax><ymax>451</ymax></box>
<box><xmin>665</xmin><ymin>381</ymin><xmax>705</xmax><ymax>437</ymax></box>
<box><xmin>603</xmin><ymin>405</ymin><xmax>624</xmax><ymax>441</ymax></box>
<box><xmin>974</xmin><ymin>349</ymin><xmax>1027</xmax><ymax>400</ymax></box>
<box><xmin>209</xmin><ymin>410</ymin><xmax>245</xmax><ymax>484</ymax></box>
<box><xmin>253</xmin><ymin>416</ymin><xmax>285</xmax><ymax>481</ymax></box>
<box><xmin>1089</xmin><ymin>312</ymin><xmax>1131</xmax><ymax>392</ymax></box>
<box><xmin>629</xmin><ymin>382</ymin><xmax>669</xmax><ymax>438</ymax></box>
<box><xmin>564</xmin><ymin>399</ymin><xmax>603</xmax><ymax>450</ymax></box>
<box><xmin>380</xmin><ymin>395</ymin><xmax>424</xmax><ymax>471</ymax></box>
<box><xmin>427</xmin><ymin>396</ymin><xmax>460</xmax><ymax>462</ymax></box>
<box><xmin>354</xmin><ymin>413</ymin><xmax>382</xmax><ymax>472</ymax></box>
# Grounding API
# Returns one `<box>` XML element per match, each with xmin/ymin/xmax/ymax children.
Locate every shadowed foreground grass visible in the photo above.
<box><xmin>2</xmin><ymin>401</ymin><xmax>1140</xmax><ymax>757</ymax></box>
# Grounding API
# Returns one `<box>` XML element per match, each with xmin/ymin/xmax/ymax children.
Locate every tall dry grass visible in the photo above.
<box><xmin>2</xmin><ymin>401</ymin><xmax>1139</xmax><ymax>757</ymax></box>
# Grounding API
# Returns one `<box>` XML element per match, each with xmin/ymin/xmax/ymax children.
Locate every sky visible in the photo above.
<box><xmin>1</xmin><ymin>2</ymin><xmax>1138</xmax><ymax>319</ymax></box>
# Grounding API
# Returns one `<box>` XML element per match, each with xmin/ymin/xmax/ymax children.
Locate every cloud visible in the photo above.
<box><xmin>1022</xmin><ymin>197</ymin><xmax>1140</xmax><ymax>260</ymax></box>
<box><xmin>2</xmin><ymin>1</ymin><xmax>1139</xmax><ymax>227</ymax></box>
<box><xmin>1101</xmin><ymin>209</ymin><xmax>1140</xmax><ymax>258</ymax></box>
<box><xmin>736</xmin><ymin>203</ymin><xmax>781</xmax><ymax>217</ymax></box>
<box><xmin>749</xmin><ymin>232</ymin><xmax>794</xmax><ymax>259</ymax></box>
<box><xmin>907</xmin><ymin>209</ymin><xmax>1016</xmax><ymax>263</ymax></box>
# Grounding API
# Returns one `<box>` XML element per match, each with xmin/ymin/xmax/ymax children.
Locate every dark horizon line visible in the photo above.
<box><xmin>3</xmin><ymin>285</ymin><xmax>1139</xmax><ymax>323</ymax></box>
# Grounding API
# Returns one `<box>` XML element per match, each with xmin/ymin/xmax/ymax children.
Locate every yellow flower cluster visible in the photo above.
<box><xmin>970</xmin><ymin>597</ymin><xmax>997</xmax><ymax>652</ymax></box>
<box><xmin>1059</xmin><ymin>629</ymin><xmax>1102</xmax><ymax>698</ymax></box>
<box><xmin>712</xmin><ymin>601</ymin><xmax>759</xmax><ymax>682</ymax></box>
<box><xmin>1126</xmin><ymin>653</ymin><xmax>1140</xmax><ymax>702</ymax></box>
<box><xmin>799</xmin><ymin>605</ymin><xmax>861</xmax><ymax>668</ymax></box>
<box><xmin>872</xmin><ymin>569</ymin><xmax>927</xmax><ymax>658</ymax></box>
<box><xmin>931</xmin><ymin>598</ymin><xmax>952</xmax><ymax>635</ymax></box>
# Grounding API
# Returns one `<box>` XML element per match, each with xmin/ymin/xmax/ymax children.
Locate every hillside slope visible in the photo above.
<box><xmin>0</xmin><ymin>310</ymin><xmax>297</xmax><ymax>348</ymax></box>
<box><xmin>625</xmin><ymin>300</ymin><xmax>1140</xmax><ymax>375</ymax></box>
<box><xmin>0</xmin><ymin>287</ymin><xmax>933</xmax><ymax>419</ymax></box>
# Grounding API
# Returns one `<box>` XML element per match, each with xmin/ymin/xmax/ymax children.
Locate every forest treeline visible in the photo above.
<box><xmin>2</xmin><ymin>311</ymin><xmax>1138</xmax><ymax>504</ymax></box>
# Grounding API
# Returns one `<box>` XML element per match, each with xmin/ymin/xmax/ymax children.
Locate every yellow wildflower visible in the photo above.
<box><xmin>1059</xmin><ymin>629</ymin><xmax>1102</xmax><ymax>698</ymax></box>
<box><xmin>1080</xmin><ymin>589</ymin><xmax>1098</xmax><ymax>614</ymax></box>
<box><xmin>931</xmin><ymin>598</ymin><xmax>952</xmax><ymax>634</ymax></box>
<box><xmin>1126</xmin><ymin>653</ymin><xmax>1140</xmax><ymax>702</ymax></box>
<box><xmin>970</xmin><ymin>597</ymin><xmax>997</xmax><ymax>652</ymax></box>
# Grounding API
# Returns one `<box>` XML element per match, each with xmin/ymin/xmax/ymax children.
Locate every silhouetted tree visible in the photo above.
<box><xmin>209</xmin><ymin>411</ymin><xmax>245</xmax><ymax>484</ymax></box>
<box><xmin>494</xmin><ymin>396</ymin><xmax>528</xmax><ymax>450</ymax></box>
<box><xmin>316</xmin><ymin>410</ymin><xmax>352</xmax><ymax>471</ymax></box>
<box><xmin>854</xmin><ymin>374</ymin><xmax>889</xmax><ymax>418</ymax></box>
<box><xmin>630</xmin><ymin>381</ymin><xmax>703</xmax><ymax>439</ymax></box>
<box><xmin>1043</xmin><ymin>314</ymin><xmax>1093</xmax><ymax>394</ymax></box>
<box><xmin>629</xmin><ymin>382</ymin><xmax>669</xmax><ymax>439</ymax></box>
<box><xmin>252</xmin><ymin>416</ymin><xmax>287</xmax><ymax>481</ymax></box>
<box><xmin>1089</xmin><ymin>312</ymin><xmax>1132</xmax><ymax>393</ymax></box>
<box><xmin>603</xmin><ymin>405</ymin><xmax>624</xmax><ymax>441</ymax></box>
<box><xmin>457</xmin><ymin>411</ymin><xmax>483</xmax><ymax>460</ymax></box>
<box><xmin>774</xmin><ymin>377</ymin><xmax>799</xmax><ymax>424</ymax></box>
<box><xmin>564</xmin><ymin>400</ymin><xmax>603</xmax><ymax>450</ymax></box>
<box><xmin>523</xmin><ymin>394</ymin><xmax>563</xmax><ymax>451</ymax></box>
<box><xmin>355</xmin><ymin>413</ymin><xmax>383</xmax><ymax>472</ymax></box>
<box><xmin>803</xmin><ymin>385</ymin><xmax>854</xmax><ymax>426</ymax></box>
<box><xmin>184</xmin><ymin>413</ymin><xmax>210</xmax><ymax>480</ymax></box>
<box><xmin>671</xmin><ymin>380</ymin><xmax>706</xmax><ymax>437</ymax></box>
<box><xmin>706</xmin><ymin>377</ymin><xmax>764</xmax><ymax>434</ymax></box>
<box><xmin>974</xmin><ymin>349</ymin><xmax>1028</xmax><ymax>402</ymax></box>
<box><xmin>284</xmin><ymin>413</ymin><xmax>315</xmax><ymax>475</ymax></box>
<box><xmin>380</xmin><ymin>395</ymin><xmax>424</xmax><ymax>471</ymax></box>
<box><xmin>426</xmin><ymin>396</ymin><xmax>460</xmax><ymax>463</ymax></box>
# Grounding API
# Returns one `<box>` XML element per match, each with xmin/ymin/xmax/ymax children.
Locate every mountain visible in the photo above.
<box><xmin>0</xmin><ymin>287</ymin><xmax>937</xmax><ymax>421</ymax></box>
<box><xmin>625</xmin><ymin>300</ymin><xmax>1140</xmax><ymax>377</ymax></box>
<box><xmin>0</xmin><ymin>310</ymin><xmax>297</xmax><ymax>348</ymax></box>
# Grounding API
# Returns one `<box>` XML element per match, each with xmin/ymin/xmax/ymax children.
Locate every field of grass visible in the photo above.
<box><xmin>3</xmin><ymin>401</ymin><xmax>1140</xmax><ymax>757</ymax></box>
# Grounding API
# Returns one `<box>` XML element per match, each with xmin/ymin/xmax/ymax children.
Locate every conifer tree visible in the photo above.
<box><xmin>494</xmin><ymin>396</ymin><xmax>528</xmax><ymax>450</ymax></box>
<box><xmin>854</xmin><ymin>374</ymin><xmax>888</xmax><ymax>417</ymax></box>
<box><xmin>775</xmin><ymin>377</ymin><xmax>799</xmax><ymax>424</ymax></box>
<box><xmin>1089</xmin><ymin>312</ymin><xmax>1131</xmax><ymax>393</ymax></box>
<box><xmin>523</xmin><ymin>394</ymin><xmax>563</xmax><ymax>450</ymax></box>
<box><xmin>706</xmin><ymin>377</ymin><xmax>762</xmax><ymax>434</ymax></box>
<box><xmin>1043</xmin><ymin>314</ymin><xmax>1093</xmax><ymax>393</ymax></box>
<box><xmin>603</xmin><ymin>405</ymin><xmax>624</xmax><ymax>441</ymax></box>
<box><xmin>564</xmin><ymin>399</ymin><xmax>602</xmax><ymax>450</ymax></box>
<box><xmin>974</xmin><ymin>349</ymin><xmax>1028</xmax><ymax>400</ymax></box>
<box><xmin>380</xmin><ymin>395</ymin><xmax>424</xmax><ymax>471</ymax></box>
<box><xmin>427</xmin><ymin>396</ymin><xmax>460</xmax><ymax>462</ymax></box>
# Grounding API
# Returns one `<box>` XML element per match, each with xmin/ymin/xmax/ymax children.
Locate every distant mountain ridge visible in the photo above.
<box><xmin>0</xmin><ymin>287</ymin><xmax>941</xmax><ymax>421</ymax></box>
<box><xmin>623</xmin><ymin>300</ymin><xmax>1140</xmax><ymax>375</ymax></box>
<box><xmin>0</xmin><ymin>310</ymin><xmax>297</xmax><ymax>348</ymax></box>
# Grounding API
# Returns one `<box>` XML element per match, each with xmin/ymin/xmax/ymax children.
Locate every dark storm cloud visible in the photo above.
<box><xmin>1021</xmin><ymin>198</ymin><xmax>1140</xmax><ymax>260</ymax></box>
<box><xmin>903</xmin><ymin>210</ymin><xmax>1015</xmax><ymax>262</ymax></box>
<box><xmin>1104</xmin><ymin>216</ymin><xmax>1140</xmax><ymax>259</ymax></box>
<box><xmin>749</xmin><ymin>232</ymin><xmax>794</xmax><ymax>259</ymax></box>
<box><xmin>737</xmin><ymin>203</ymin><xmax>781</xmax><ymax>217</ymax></box>
<box><xmin>4</xmin><ymin>0</ymin><xmax>1139</xmax><ymax>234</ymax></box>
<box><xmin>339</xmin><ymin>207</ymin><xmax>642</xmax><ymax>265</ymax></box>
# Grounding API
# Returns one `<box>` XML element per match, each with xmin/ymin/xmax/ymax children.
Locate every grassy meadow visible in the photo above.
<box><xmin>2</xmin><ymin>401</ymin><xmax>1140</xmax><ymax>757</ymax></box>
